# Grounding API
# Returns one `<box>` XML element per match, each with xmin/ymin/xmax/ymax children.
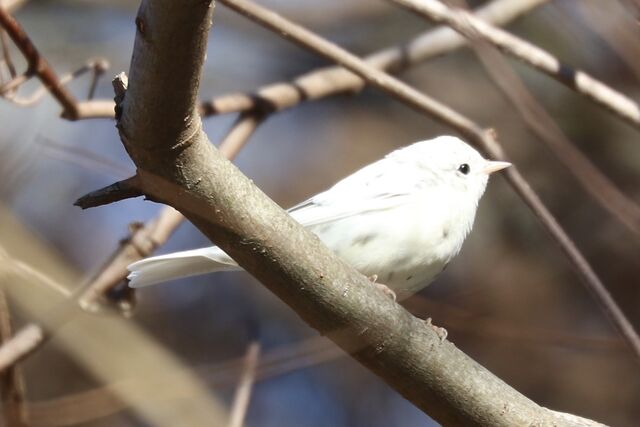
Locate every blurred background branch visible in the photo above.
<box><xmin>390</xmin><ymin>0</ymin><xmax>640</xmax><ymax>128</ymax></box>
<box><xmin>218</xmin><ymin>0</ymin><xmax>640</xmax><ymax>362</ymax></box>
<box><xmin>0</xmin><ymin>0</ymin><xmax>637</xmax><ymax>425</ymax></box>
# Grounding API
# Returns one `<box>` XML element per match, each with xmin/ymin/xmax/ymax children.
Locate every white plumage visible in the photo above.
<box><xmin>127</xmin><ymin>136</ymin><xmax>510</xmax><ymax>299</ymax></box>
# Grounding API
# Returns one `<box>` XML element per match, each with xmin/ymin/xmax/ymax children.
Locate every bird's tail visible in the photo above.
<box><xmin>127</xmin><ymin>247</ymin><xmax>239</xmax><ymax>288</ymax></box>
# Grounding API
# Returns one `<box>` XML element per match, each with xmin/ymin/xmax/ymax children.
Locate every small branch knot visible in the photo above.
<box><xmin>112</xmin><ymin>72</ymin><xmax>128</xmax><ymax>120</ymax></box>
<box><xmin>74</xmin><ymin>175</ymin><xmax>143</xmax><ymax>209</ymax></box>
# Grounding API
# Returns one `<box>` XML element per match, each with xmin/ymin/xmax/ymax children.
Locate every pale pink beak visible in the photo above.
<box><xmin>482</xmin><ymin>160</ymin><xmax>512</xmax><ymax>175</ymax></box>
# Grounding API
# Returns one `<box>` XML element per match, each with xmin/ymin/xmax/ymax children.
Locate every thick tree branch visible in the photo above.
<box><xmin>89</xmin><ymin>0</ymin><xmax>607</xmax><ymax>425</ymax></box>
<box><xmin>77</xmin><ymin>110</ymin><xmax>266</xmax><ymax>312</ymax></box>
<box><xmin>217</xmin><ymin>0</ymin><xmax>640</xmax><ymax>362</ymax></box>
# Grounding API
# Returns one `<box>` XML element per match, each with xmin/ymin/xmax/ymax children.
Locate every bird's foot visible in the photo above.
<box><xmin>367</xmin><ymin>274</ymin><xmax>396</xmax><ymax>301</ymax></box>
<box><xmin>375</xmin><ymin>282</ymin><xmax>397</xmax><ymax>302</ymax></box>
<box><xmin>425</xmin><ymin>318</ymin><xmax>448</xmax><ymax>342</ymax></box>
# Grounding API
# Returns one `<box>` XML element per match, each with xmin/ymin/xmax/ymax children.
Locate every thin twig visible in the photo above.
<box><xmin>0</xmin><ymin>71</ymin><xmax>28</xmax><ymax>94</ymax></box>
<box><xmin>0</xmin><ymin>29</ymin><xmax>16</xmax><ymax>79</ymax></box>
<box><xmin>0</xmin><ymin>0</ymin><xmax>27</xmax><ymax>13</ymax></box>
<box><xmin>200</xmin><ymin>0</ymin><xmax>550</xmax><ymax>117</ymax></box>
<box><xmin>37</xmin><ymin>136</ymin><xmax>132</xmax><ymax>178</ymax></box>
<box><xmin>75</xmin><ymin>176</ymin><xmax>143</xmax><ymax>209</ymax></box>
<box><xmin>217</xmin><ymin>0</ymin><xmax>640</xmax><ymax>361</ymax></box>
<box><xmin>0</xmin><ymin>6</ymin><xmax>79</xmax><ymax>118</ymax></box>
<box><xmin>0</xmin><ymin>112</ymin><xmax>265</xmax><ymax>372</ymax></box>
<box><xmin>227</xmin><ymin>342</ymin><xmax>260</xmax><ymax>427</ymax></box>
<box><xmin>0</xmin><ymin>289</ymin><xmax>29</xmax><ymax>427</ymax></box>
<box><xmin>0</xmin><ymin>246</ymin><xmax>230</xmax><ymax>426</ymax></box>
<box><xmin>464</xmin><ymin>23</ymin><xmax>640</xmax><ymax>237</ymax></box>
<box><xmin>5</xmin><ymin>59</ymin><xmax>109</xmax><ymax>107</ymax></box>
<box><xmin>573</xmin><ymin>0</ymin><xmax>640</xmax><ymax>80</ymax></box>
<box><xmin>0</xmin><ymin>0</ymin><xmax>549</xmax><ymax>121</ymax></box>
<box><xmin>77</xmin><ymin>110</ymin><xmax>267</xmax><ymax>312</ymax></box>
<box><xmin>389</xmin><ymin>0</ymin><xmax>640</xmax><ymax>129</ymax></box>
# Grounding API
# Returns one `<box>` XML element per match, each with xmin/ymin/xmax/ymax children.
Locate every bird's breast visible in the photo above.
<box><xmin>309</xmin><ymin>194</ymin><xmax>472</xmax><ymax>299</ymax></box>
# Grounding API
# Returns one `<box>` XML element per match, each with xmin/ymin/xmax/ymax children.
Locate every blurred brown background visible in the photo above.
<box><xmin>0</xmin><ymin>0</ymin><xmax>639</xmax><ymax>426</ymax></box>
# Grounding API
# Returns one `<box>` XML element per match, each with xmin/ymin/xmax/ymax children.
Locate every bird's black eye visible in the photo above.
<box><xmin>457</xmin><ymin>163</ymin><xmax>470</xmax><ymax>175</ymax></box>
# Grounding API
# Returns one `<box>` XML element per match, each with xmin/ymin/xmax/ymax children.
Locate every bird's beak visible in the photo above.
<box><xmin>482</xmin><ymin>161</ymin><xmax>512</xmax><ymax>175</ymax></box>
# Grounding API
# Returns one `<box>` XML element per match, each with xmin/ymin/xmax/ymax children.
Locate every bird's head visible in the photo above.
<box><xmin>399</xmin><ymin>135</ymin><xmax>511</xmax><ymax>205</ymax></box>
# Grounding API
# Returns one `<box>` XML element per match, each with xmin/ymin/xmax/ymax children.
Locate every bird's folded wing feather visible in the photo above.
<box><xmin>287</xmin><ymin>157</ymin><xmax>419</xmax><ymax>227</ymax></box>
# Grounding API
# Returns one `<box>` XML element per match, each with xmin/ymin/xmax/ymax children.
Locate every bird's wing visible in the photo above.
<box><xmin>287</xmin><ymin>157</ymin><xmax>420</xmax><ymax>227</ymax></box>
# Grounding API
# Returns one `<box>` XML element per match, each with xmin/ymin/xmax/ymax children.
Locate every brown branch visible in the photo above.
<box><xmin>0</xmin><ymin>29</ymin><xmax>17</xmax><ymax>80</ymax></box>
<box><xmin>0</xmin><ymin>0</ymin><xmax>27</xmax><ymax>13</ymax></box>
<box><xmin>389</xmin><ymin>0</ymin><xmax>640</xmax><ymax>130</ymax></box>
<box><xmin>0</xmin><ymin>71</ymin><xmax>27</xmax><ymax>94</ymax></box>
<box><xmin>460</xmin><ymin>17</ymin><xmax>640</xmax><ymax>237</ymax></box>
<box><xmin>77</xmin><ymin>110</ymin><xmax>265</xmax><ymax>312</ymax></box>
<box><xmin>24</xmin><ymin>314</ymin><xmax>622</xmax><ymax>427</ymax></box>
<box><xmin>4</xmin><ymin>59</ymin><xmax>109</xmax><ymax>107</ymax></box>
<box><xmin>227</xmin><ymin>342</ymin><xmax>260</xmax><ymax>427</ymax></box>
<box><xmin>0</xmin><ymin>6</ymin><xmax>79</xmax><ymax>119</ymax></box>
<box><xmin>0</xmin><ymin>111</ymin><xmax>264</xmax><ymax>372</ymax></box>
<box><xmin>0</xmin><ymin>289</ymin><xmax>29</xmax><ymax>427</ymax></box>
<box><xmin>42</xmin><ymin>0</ymin><xmax>548</xmax><ymax>121</ymax></box>
<box><xmin>574</xmin><ymin>1</ymin><xmax>640</xmax><ymax>80</ymax></box>
<box><xmin>87</xmin><ymin>0</ymin><xmax>609</xmax><ymax>424</ymax></box>
<box><xmin>200</xmin><ymin>0</ymin><xmax>550</xmax><ymax>117</ymax></box>
<box><xmin>218</xmin><ymin>0</ymin><xmax>640</xmax><ymax>362</ymax></box>
<box><xmin>74</xmin><ymin>176</ymin><xmax>143</xmax><ymax>209</ymax></box>
<box><xmin>0</xmin><ymin>244</ymin><xmax>230</xmax><ymax>426</ymax></box>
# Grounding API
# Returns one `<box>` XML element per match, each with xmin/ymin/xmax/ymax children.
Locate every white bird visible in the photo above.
<box><xmin>127</xmin><ymin>135</ymin><xmax>510</xmax><ymax>300</ymax></box>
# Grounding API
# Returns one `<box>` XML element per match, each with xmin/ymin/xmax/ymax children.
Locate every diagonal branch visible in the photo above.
<box><xmin>389</xmin><ymin>0</ymin><xmax>640</xmax><ymax>130</ymax></box>
<box><xmin>227</xmin><ymin>342</ymin><xmax>260</xmax><ymax>427</ymax></box>
<box><xmin>468</xmin><ymin>35</ymin><xmax>640</xmax><ymax>238</ymax></box>
<box><xmin>50</xmin><ymin>0</ymin><xmax>550</xmax><ymax>121</ymax></box>
<box><xmin>86</xmin><ymin>0</ymin><xmax>608</xmax><ymax>425</ymax></box>
<box><xmin>0</xmin><ymin>289</ymin><xmax>29</xmax><ymax>427</ymax></box>
<box><xmin>73</xmin><ymin>0</ymin><xmax>547</xmax><ymax>309</ymax></box>
<box><xmin>0</xmin><ymin>112</ymin><xmax>265</xmax><ymax>370</ymax></box>
<box><xmin>77</xmin><ymin>110</ymin><xmax>266</xmax><ymax>312</ymax></box>
<box><xmin>218</xmin><ymin>0</ymin><xmax>640</xmax><ymax>362</ymax></box>
<box><xmin>199</xmin><ymin>0</ymin><xmax>550</xmax><ymax>116</ymax></box>
<box><xmin>0</xmin><ymin>6</ymin><xmax>79</xmax><ymax>119</ymax></box>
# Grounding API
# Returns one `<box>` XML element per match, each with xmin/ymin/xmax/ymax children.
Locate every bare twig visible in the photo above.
<box><xmin>574</xmin><ymin>0</ymin><xmax>640</xmax><ymax>80</ymax></box>
<box><xmin>74</xmin><ymin>176</ymin><xmax>143</xmax><ymax>209</ymax></box>
<box><xmin>0</xmin><ymin>6</ymin><xmax>79</xmax><ymax>118</ymax></box>
<box><xmin>389</xmin><ymin>0</ymin><xmax>640</xmax><ymax>129</ymax></box>
<box><xmin>0</xmin><ymin>29</ymin><xmax>17</xmax><ymax>80</ymax></box>
<box><xmin>61</xmin><ymin>0</ymin><xmax>548</xmax><ymax>121</ymax></box>
<box><xmin>5</xmin><ymin>59</ymin><xmax>109</xmax><ymax>107</ymax></box>
<box><xmin>0</xmin><ymin>324</ymin><xmax>44</xmax><ymax>373</ymax></box>
<box><xmin>0</xmin><ymin>71</ymin><xmax>27</xmax><ymax>94</ymax></box>
<box><xmin>0</xmin><ymin>245</ymin><xmax>230</xmax><ymax>427</ymax></box>
<box><xmin>0</xmin><ymin>289</ymin><xmax>29</xmax><ymax>427</ymax></box>
<box><xmin>0</xmin><ymin>110</ymin><xmax>266</xmax><ymax>379</ymax></box>
<box><xmin>37</xmin><ymin>136</ymin><xmax>132</xmax><ymax>178</ymax></box>
<box><xmin>217</xmin><ymin>0</ymin><xmax>640</xmax><ymax>362</ymax></box>
<box><xmin>227</xmin><ymin>342</ymin><xmax>260</xmax><ymax>427</ymax></box>
<box><xmin>1</xmin><ymin>0</ymin><xmax>27</xmax><ymax>13</ymax></box>
<box><xmin>77</xmin><ymin>110</ymin><xmax>266</xmax><ymax>312</ymax></box>
<box><xmin>463</xmin><ymin>22</ymin><xmax>640</xmax><ymax>237</ymax></box>
<box><xmin>201</xmin><ymin>0</ymin><xmax>550</xmax><ymax>116</ymax></box>
<box><xmin>84</xmin><ymin>0</ymin><xmax>609</xmax><ymax>424</ymax></box>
